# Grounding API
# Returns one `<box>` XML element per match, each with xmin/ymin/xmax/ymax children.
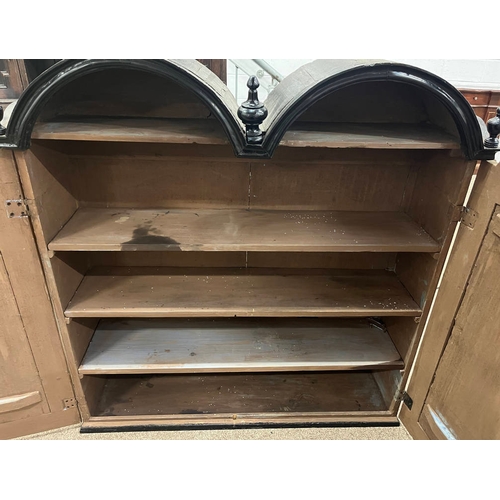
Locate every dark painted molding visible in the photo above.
<box><xmin>261</xmin><ymin>62</ymin><xmax>499</xmax><ymax>161</ymax></box>
<box><xmin>80</xmin><ymin>420</ymin><xmax>400</xmax><ymax>433</ymax></box>
<box><xmin>1</xmin><ymin>59</ymin><xmax>498</xmax><ymax>160</ymax></box>
<box><xmin>0</xmin><ymin>59</ymin><xmax>246</xmax><ymax>155</ymax></box>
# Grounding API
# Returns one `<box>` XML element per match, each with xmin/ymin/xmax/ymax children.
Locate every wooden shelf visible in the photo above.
<box><xmin>91</xmin><ymin>372</ymin><xmax>390</xmax><ymax>417</ymax></box>
<box><xmin>79</xmin><ymin>318</ymin><xmax>404</xmax><ymax>375</ymax></box>
<box><xmin>32</xmin><ymin>118</ymin><xmax>229</xmax><ymax>145</ymax></box>
<box><xmin>49</xmin><ymin>208</ymin><xmax>440</xmax><ymax>253</ymax></box>
<box><xmin>32</xmin><ymin>118</ymin><xmax>459</xmax><ymax>150</ymax></box>
<box><xmin>65</xmin><ymin>268</ymin><xmax>421</xmax><ymax>318</ymax></box>
<box><xmin>281</xmin><ymin>122</ymin><xmax>460</xmax><ymax>150</ymax></box>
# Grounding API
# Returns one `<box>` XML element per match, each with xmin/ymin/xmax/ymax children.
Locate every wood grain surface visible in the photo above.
<box><xmin>79</xmin><ymin>318</ymin><xmax>403</xmax><ymax>374</ymax></box>
<box><xmin>49</xmin><ymin>208</ymin><xmax>440</xmax><ymax>253</ymax></box>
<box><xmin>93</xmin><ymin>372</ymin><xmax>390</xmax><ymax>416</ymax></box>
<box><xmin>65</xmin><ymin>267</ymin><xmax>421</xmax><ymax>318</ymax></box>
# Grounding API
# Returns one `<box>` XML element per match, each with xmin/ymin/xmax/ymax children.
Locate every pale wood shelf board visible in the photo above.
<box><xmin>79</xmin><ymin>318</ymin><xmax>404</xmax><ymax>374</ymax></box>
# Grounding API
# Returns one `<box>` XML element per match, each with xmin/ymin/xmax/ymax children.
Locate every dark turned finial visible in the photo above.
<box><xmin>485</xmin><ymin>107</ymin><xmax>500</xmax><ymax>148</ymax></box>
<box><xmin>0</xmin><ymin>106</ymin><xmax>6</xmax><ymax>136</ymax></box>
<box><xmin>237</xmin><ymin>76</ymin><xmax>268</xmax><ymax>144</ymax></box>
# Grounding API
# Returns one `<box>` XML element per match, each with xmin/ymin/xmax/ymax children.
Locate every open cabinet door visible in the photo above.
<box><xmin>0</xmin><ymin>150</ymin><xmax>80</xmax><ymax>439</ymax></box>
<box><xmin>400</xmin><ymin>158</ymin><xmax>500</xmax><ymax>439</ymax></box>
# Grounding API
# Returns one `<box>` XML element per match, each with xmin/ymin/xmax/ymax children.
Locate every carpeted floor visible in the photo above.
<box><xmin>17</xmin><ymin>423</ymin><xmax>411</xmax><ymax>440</ymax></box>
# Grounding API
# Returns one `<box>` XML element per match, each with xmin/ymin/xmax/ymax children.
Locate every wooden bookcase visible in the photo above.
<box><xmin>1</xmin><ymin>59</ymin><xmax>499</xmax><ymax>434</ymax></box>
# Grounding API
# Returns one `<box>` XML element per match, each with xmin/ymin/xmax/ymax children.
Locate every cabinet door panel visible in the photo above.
<box><xmin>0</xmin><ymin>149</ymin><xmax>79</xmax><ymax>439</ymax></box>
<box><xmin>0</xmin><ymin>253</ymin><xmax>47</xmax><ymax>424</ymax></box>
<box><xmin>400</xmin><ymin>160</ymin><xmax>500</xmax><ymax>439</ymax></box>
<box><xmin>420</xmin><ymin>210</ymin><xmax>500</xmax><ymax>439</ymax></box>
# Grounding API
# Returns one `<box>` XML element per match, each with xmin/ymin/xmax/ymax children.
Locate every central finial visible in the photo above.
<box><xmin>485</xmin><ymin>107</ymin><xmax>500</xmax><ymax>148</ymax></box>
<box><xmin>237</xmin><ymin>76</ymin><xmax>268</xmax><ymax>145</ymax></box>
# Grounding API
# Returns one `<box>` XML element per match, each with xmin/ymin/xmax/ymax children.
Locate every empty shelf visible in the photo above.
<box><xmin>65</xmin><ymin>268</ymin><xmax>422</xmax><ymax>318</ymax></box>
<box><xmin>49</xmin><ymin>208</ymin><xmax>440</xmax><ymax>253</ymax></box>
<box><xmin>32</xmin><ymin>118</ymin><xmax>229</xmax><ymax>145</ymax></box>
<box><xmin>281</xmin><ymin>122</ymin><xmax>460</xmax><ymax>149</ymax></box>
<box><xmin>79</xmin><ymin>318</ymin><xmax>404</xmax><ymax>375</ymax></box>
<box><xmin>91</xmin><ymin>372</ymin><xmax>391</xmax><ymax>417</ymax></box>
<box><xmin>32</xmin><ymin>119</ymin><xmax>460</xmax><ymax>150</ymax></box>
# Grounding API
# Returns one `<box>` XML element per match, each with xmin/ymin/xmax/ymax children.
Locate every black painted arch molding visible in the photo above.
<box><xmin>0</xmin><ymin>59</ymin><xmax>247</xmax><ymax>155</ymax></box>
<box><xmin>259</xmin><ymin>60</ymin><xmax>498</xmax><ymax>161</ymax></box>
<box><xmin>0</xmin><ymin>59</ymin><xmax>498</xmax><ymax>160</ymax></box>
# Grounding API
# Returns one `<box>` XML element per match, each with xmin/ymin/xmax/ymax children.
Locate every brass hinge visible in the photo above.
<box><xmin>395</xmin><ymin>390</ymin><xmax>413</xmax><ymax>410</ymax></box>
<box><xmin>5</xmin><ymin>199</ymin><xmax>29</xmax><ymax>219</ymax></box>
<box><xmin>460</xmin><ymin>206</ymin><xmax>478</xmax><ymax>229</ymax></box>
<box><xmin>63</xmin><ymin>398</ymin><xmax>78</xmax><ymax>410</ymax></box>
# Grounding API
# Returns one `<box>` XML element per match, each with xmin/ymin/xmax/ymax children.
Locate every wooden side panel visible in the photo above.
<box><xmin>373</xmin><ymin>370</ymin><xmax>403</xmax><ymax>412</ymax></box>
<box><xmin>50</xmin><ymin>252</ymin><xmax>88</xmax><ymax>309</ymax></box>
<box><xmin>406</xmin><ymin>152</ymin><xmax>475</xmax><ymax>242</ymax></box>
<box><xmin>384</xmin><ymin>317</ymin><xmax>419</xmax><ymax>364</ymax></box>
<box><xmin>400</xmin><ymin>160</ymin><xmax>500</xmax><ymax>439</ymax></box>
<box><xmin>19</xmin><ymin>145</ymin><xmax>78</xmax><ymax>243</ymax></box>
<box><xmin>395</xmin><ymin>252</ymin><xmax>437</xmax><ymax>309</ymax></box>
<box><xmin>0</xmin><ymin>150</ymin><xmax>79</xmax><ymax>438</ymax></box>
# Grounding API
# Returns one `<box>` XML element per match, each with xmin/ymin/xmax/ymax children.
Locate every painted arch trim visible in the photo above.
<box><xmin>0</xmin><ymin>59</ymin><xmax>497</xmax><ymax>160</ymax></box>
<box><xmin>0</xmin><ymin>59</ymin><xmax>246</xmax><ymax>155</ymax></box>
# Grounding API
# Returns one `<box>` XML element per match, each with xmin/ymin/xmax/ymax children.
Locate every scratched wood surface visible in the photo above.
<box><xmin>93</xmin><ymin>371</ymin><xmax>389</xmax><ymax>416</ymax></box>
<box><xmin>31</xmin><ymin>118</ymin><xmax>459</xmax><ymax>150</ymax></box>
<box><xmin>32</xmin><ymin>118</ymin><xmax>229</xmax><ymax>145</ymax></box>
<box><xmin>420</xmin><ymin>211</ymin><xmax>500</xmax><ymax>439</ymax></box>
<box><xmin>0</xmin><ymin>254</ymin><xmax>45</xmax><ymax>423</ymax></box>
<box><xmin>49</xmin><ymin>208</ymin><xmax>440</xmax><ymax>253</ymax></box>
<box><xmin>79</xmin><ymin>318</ymin><xmax>403</xmax><ymax>374</ymax></box>
<box><xmin>65</xmin><ymin>267</ymin><xmax>421</xmax><ymax>318</ymax></box>
<box><xmin>281</xmin><ymin>123</ymin><xmax>459</xmax><ymax>150</ymax></box>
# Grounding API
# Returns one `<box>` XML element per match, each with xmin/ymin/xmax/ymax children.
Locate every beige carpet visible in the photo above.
<box><xmin>18</xmin><ymin>423</ymin><xmax>411</xmax><ymax>440</ymax></box>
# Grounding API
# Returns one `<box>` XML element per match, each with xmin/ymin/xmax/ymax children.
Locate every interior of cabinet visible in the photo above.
<box><xmin>15</xmin><ymin>66</ymin><xmax>475</xmax><ymax>428</ymax></box>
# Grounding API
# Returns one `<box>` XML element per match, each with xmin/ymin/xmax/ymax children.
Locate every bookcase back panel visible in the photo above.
<box><xmin>61</xmin><ymin>152</ymin><xmax>415</xmax><ymax>213</ymax></box>
<box><xmin>68</xmin><ymin>157</ymin><xmax>250</xmax><ymax>209</ymax></box>
<box><xmin>249</xmin><ymin>159</ymin><xmax>412</xmax><ymax>211</ymax></box>
<box><xmin>84</xmin><ymin>251</ymin><xmax>396</xmax><ymax>270</ymax></box>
